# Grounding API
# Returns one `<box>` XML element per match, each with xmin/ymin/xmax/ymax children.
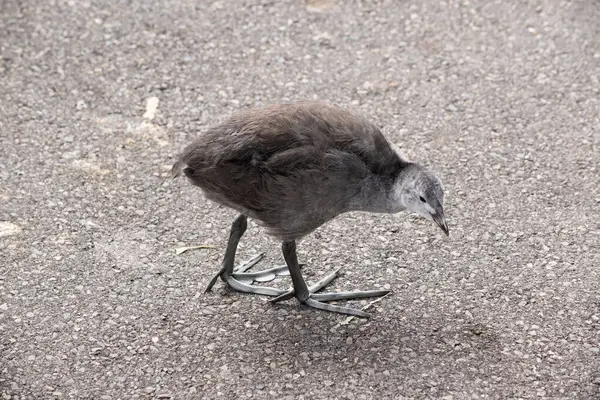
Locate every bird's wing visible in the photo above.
<box><xmin>179</xmin><ymin>101</ymin><xmax>404</xmax><ymax>175</ymax></box>
<box><xmin>229</xmin><ymin>102</ymin><xmax>402</xmax><ymax>169</ymax></box>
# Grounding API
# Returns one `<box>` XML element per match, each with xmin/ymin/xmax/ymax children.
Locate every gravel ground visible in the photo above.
<box><xmin>1</xmin><ymin>0</ymin><xmax>599</xmax><ymax>399</ymax></box>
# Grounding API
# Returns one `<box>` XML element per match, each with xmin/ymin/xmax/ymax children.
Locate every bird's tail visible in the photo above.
<box><xmin>170</xmin><ymin>160</ymin><xmax>187</xmax><ymax>181</ymax></box>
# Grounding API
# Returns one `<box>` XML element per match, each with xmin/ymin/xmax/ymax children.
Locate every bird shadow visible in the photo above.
<box><xmin>236</xmin><ymin>298</ymin><xmax>502</xmax><ymax>371</ymax></box>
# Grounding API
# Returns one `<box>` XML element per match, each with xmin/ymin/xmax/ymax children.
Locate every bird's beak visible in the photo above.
<box><xmin>433</xmin><ymin>213</ymin><xmax>449</xmax><ymax>236</ymax></box>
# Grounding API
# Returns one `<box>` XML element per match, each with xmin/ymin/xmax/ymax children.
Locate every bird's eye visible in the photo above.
<box><xmin>419</xmin><ymin>196</ymin><xmax>426</xmax><ymax>203</ymax></box>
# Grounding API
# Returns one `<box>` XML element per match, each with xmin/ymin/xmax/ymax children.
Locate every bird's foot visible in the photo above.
<box><xmin>204</xmin><ymin>253</ymin><xmax>294</xmax><ymax>296</ymax></box>
<box><xmin>269</xmin><ymin>268</ymin><xmax>390</xmax><ymax>318</ymax></box>
<box><xmin>231</xmin><ymin>253</ymin><xmax>291</xmax><ymax>282</ymax></box>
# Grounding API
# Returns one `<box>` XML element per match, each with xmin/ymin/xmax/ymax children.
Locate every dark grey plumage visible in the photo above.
<box><xmin>172</xmin><ymin>101</ymin><xmax>448</xmax><ymax>317</ymax></box>
<box><xmin>173</xmin><ymin>101</ymin><xmax>409</xmax><ymax>241</ymax></box>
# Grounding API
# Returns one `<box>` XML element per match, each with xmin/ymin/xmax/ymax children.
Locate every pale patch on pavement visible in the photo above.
<box><xmin>94</xmin><ymin>100</ymin><xmax>169</xmax><ymax>147</ymax></box>
<box><xmin>142</xmin><ymin>97</ymin><xmax>159</xmax><ymax>120</ymax></box>
<box><xmin>134</xmin><ymin>121</ymin><xmax>169</xmax><ymax>147</ymax></box>
<box><xmin>0</xmin><ymin>222</ymin><xmax>22</xmax><ymax>238</ymax></box>
<box><xmin>71</xmin><ymin>159</ymin><xmax>111</xmax><ymax>176</ymax></box>
<box><xmin>305</xmin><ymin>0</ymin><xmax>335</xmax><ymax>13</ymax></box>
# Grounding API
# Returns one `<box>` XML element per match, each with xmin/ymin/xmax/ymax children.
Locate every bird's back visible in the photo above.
<box><xmin>173</xmin><ymin>102</ymin><xmax>407</xmax><ymax>240</ymax></box>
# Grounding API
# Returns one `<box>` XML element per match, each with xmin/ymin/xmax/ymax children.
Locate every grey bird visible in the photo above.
<box><xmin>172</xmin><ymin>101</ymin><xmax>448</xmax><ymax>317</ymax></box>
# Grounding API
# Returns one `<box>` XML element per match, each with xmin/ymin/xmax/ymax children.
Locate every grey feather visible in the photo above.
<box><xmin>170</xmin><ymin>160</ymin><xmax>187</xmax><ymax>180</ymax></box>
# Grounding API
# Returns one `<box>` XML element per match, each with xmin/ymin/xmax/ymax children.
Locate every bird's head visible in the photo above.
<box><xmin>396</xmin><ymin>164</ymin><xmax>449</xmax><ymax>236</ymax></box>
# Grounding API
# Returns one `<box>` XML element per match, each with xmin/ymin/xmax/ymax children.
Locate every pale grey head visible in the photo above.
<box><xmin>389</xmin><ymin>164</ymin><xmax>449</xmax><ymax>236</ymax></box>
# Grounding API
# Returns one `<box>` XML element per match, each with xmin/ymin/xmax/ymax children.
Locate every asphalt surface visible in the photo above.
<box><xmin>1</xmin><ymin>0</ymin><xmax>599</xmax><ymax>399</ymax></box>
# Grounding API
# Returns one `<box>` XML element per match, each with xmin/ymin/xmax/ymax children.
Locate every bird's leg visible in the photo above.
<box><xmin>204</xmin><ymin>214</ymin><xmax>286</xmax><ymax>296</ymax></box>
<box><xmin>273</xmin><ymin>241</ymin><xmax>390</xmax><ymax>318</ymax></box>
<box><xmin>204</xmin><ymin>214</ymin><xmax>247</xmax><ymax>291</ymax></box>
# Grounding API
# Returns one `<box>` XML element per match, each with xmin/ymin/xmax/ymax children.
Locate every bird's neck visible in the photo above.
<box><xmin>348</xmin><ymin>175</ymin><xmax>406</xmax><ymax>214</ymax></box>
